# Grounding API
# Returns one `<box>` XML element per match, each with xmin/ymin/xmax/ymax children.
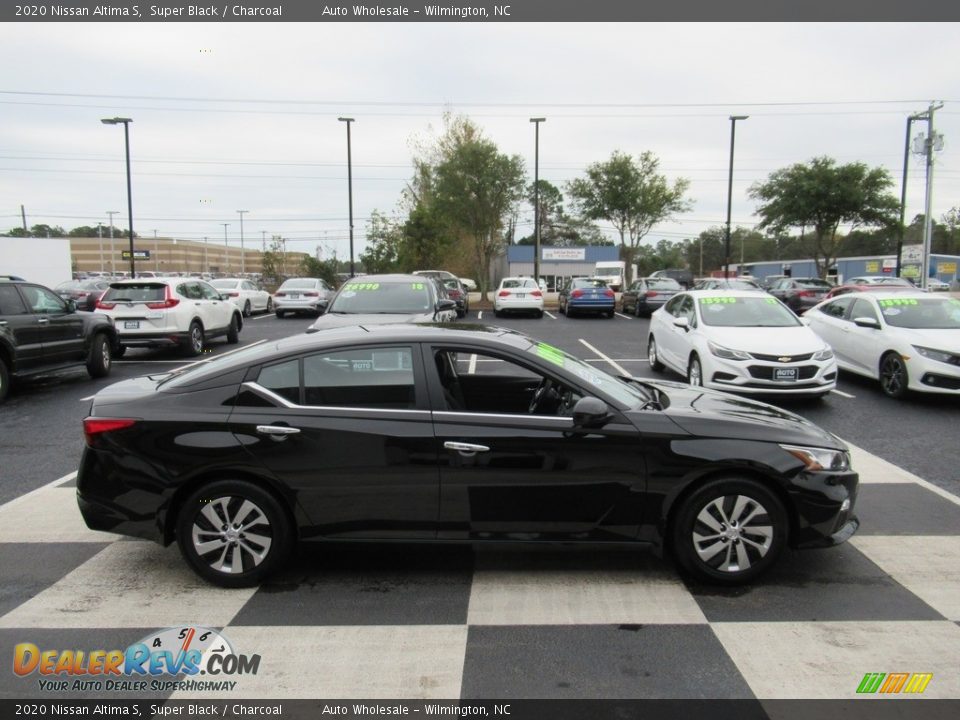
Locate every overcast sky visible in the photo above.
<box><xmin>1</xmin><ymin>22</ymin><xmax>958</xmax><ymax>262</ymax></box>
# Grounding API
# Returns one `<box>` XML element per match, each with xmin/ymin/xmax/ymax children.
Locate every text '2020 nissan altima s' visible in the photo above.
<box><xmin>77</xmin><ymin>324</ymin><xmax>859</xmax><ymax>587</ymax></box>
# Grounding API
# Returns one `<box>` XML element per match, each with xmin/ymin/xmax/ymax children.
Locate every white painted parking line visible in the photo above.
<box><xmin>477</xmin><ymin>311</ymin><xmax>483</xmax><ymax>320</ymax></box>
<box><xmin>544</xmin><ymin>311</ymin><xmax>557</xmax><ymax>320</ymax></box>
<box><xmin>830</xmin><ymin>389</ymin><xmax>856</xmax><ymax>399</ymax></box>
<box><xmin>79</xmin><ymin>395</ymin><xmax>96</xmax><ymax>402</ymax></box>
<box><xmin>248</xmin><ymin>313</ymin><xmax>278</xmax><ymax>320</ymax></box>
<box><xmin>0</xmin><ymin>471</ymin><xmax>76</xmax><ymax>511</ymax></box>
<box><xmin>468</xmin><ymin>354</ymin><xmax>478</xmax><ymax>374</ymax></box>
<box><xmin>583</xmin><ymin>358</ymin><xmax>648</xmax><ymax>363</ymax></box>
<box><xmin>614</xmin><ymin>312</ymin><xmax>633</xmax><ymax>320</ymax></box>
<box><xmin>578</xmin><ymin>339</ymin><xmax>630</xmax><ymax>376</ymax></box>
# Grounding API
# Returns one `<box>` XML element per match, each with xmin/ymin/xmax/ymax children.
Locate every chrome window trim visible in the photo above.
<box><xmin>241</xmin><ymin>381</ymin><xmax>430</xmax><ymax>416</ymax></box>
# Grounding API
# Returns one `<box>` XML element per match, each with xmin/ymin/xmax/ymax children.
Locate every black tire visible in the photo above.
<box><xmin>634</xmin><ymin>302</ymin><xmax>642</xmax><ymax>318</ymax></box>
<box><xmin>687</xmin><ymin>354</ymin><xmax>703</xmax><ymax>387</ymax></box>
<box><xmin>558</xmin><ymin>302</ymin><xmax>566</xmax><ymax>315</ymax></box>
<box><xmin>242</xmin><ymin>301</ymin><xmax>252</xmax><ymax>318</ymax></box>
<box><xmin>535</xmin><ymin>309</ymin><xmax>544</xmax><ymax>319</ymax></box>
<box><xmin>86</xmin><ymin>333</ymin><xmax>112</xmax><ymax>379</ymax></box>
<box><xmin>275</xmin><ymin>310</ymin><xmax>285</xmax><ymax>319</ymax></box>
<box><xmin>648</xmin><ymin>335</ymin><xmax>664</xmax><ymax>372</ymax></box>
<box><xmin>493</xmin><ymin>308</ymin><xmax>502</xmax><ymax>318</ymax></box>
<box><xmin>605</xmin><ymin>309</ymin><xmax>615</xmax><ymax>319</ymax></box>
<box><xmin>175</xmin><ymin>479</ymin><xmax>293</xmax><ymax>588</ymax></box>
<box><xmin>226</xmin><ymin>314</ymin><xmax>240</xmax><ymax>344</ymax></box>
<box><xmin>879</xmin><ymin>352</ymin><xmax>909</xmax><ymax>399</ymax></box>
<box><xmin>266</xmin><ymin>297</ymin><xmax>274</xmax><ymax>313</ymax></box>
<box><xmin>183</xmin><ymin>321</ymin><xmax>204</xmax><ymax>357</ymax></box>
<box><xmin>111</xmin><ymin>345</ymin><xmax>127</xmax><ymax>359</ymax></box>
<box><xmin>0</xmin><ymin>360</ymin><xmax>9</xmax><ymax>404</ymax></box>
<box><xmin>671</xmin><ymin>476</ymin><xmax>787</xmax><ymax>585</ymax></box>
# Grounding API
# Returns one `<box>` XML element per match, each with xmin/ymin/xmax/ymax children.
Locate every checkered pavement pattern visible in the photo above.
<box><xmin>1</xmin><ymin>442</ymin><xmax>959</xmax><ymax>701</ymax></box>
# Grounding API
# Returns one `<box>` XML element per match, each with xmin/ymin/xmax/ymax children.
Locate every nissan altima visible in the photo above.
<box><xmin>77</xmin><ymin>324</ymin><xmax>858</xmax><ymax>588</ymax></box>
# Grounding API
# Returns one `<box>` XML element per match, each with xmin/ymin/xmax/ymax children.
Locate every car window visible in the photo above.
<box><xmin>280</xmin><ymin>279</ymin><xmax>319</xmax><ymax>290</ymax></box>
<box><xmin>850</xmin><ymin>298</ymin><xmax>879</xmax><ymax>323</ymax></box>
<box><xmin>648</xmin><ymin>278</ymin><xmax>681</xmax><ymax>290</ymax></box>
<box><xmin>573</xmin><ymin>278</ymin><xmax>607</xmax><ymax>289</ymax></box>
<box><xmin>199</xmin><ymin>282</ymin><xmax>222</xmax><ymax>300</ymax></box>
<box><xmin>329</xmin><ymin>281</ymin><xmax>434</xmax><ymax>314</ymax></box>
<box><xmin>103</xmin><ymin>283</ymin><xmax>168</xmax><ymax>303</ymax></box>
<box><xmin>664</xmin><ymin>295</ymin><xmax>683</xmax><ymax>316</ymax></box>
<box><xmin>303</xmin><ymin>346</ymin><xmax>416</xmax><ymax>409</ymax></box>
<box><xmin>257</xmin><ymin>359</ymin><xmax>301</xmax><ymax>405</ymax></box>
<box><xmin>819</xmin><ymin>297</ymin><xmax>854</xmax><ymax>319</ymax></box>
<box><xmin>697</xmin><ymin>296</ymin><xmax>801</xmax><ymax>327</ymax></box>
<box><xmin>798</xmin><ymin>279</ymin><xmax>832</xmax><ymax>289</ymax></box>
<box><xmin>20</xmin><ymin>285</ymin><xmax>67</xmax><ymax>313</ymax></box>
<box><xmin>242</xmin><ymin>281</ymin><xmax>256</xmax><ymax>291</ymax></box>
<box><xmin>0</xmin><ymin>285</ymin><xmax>28</xmax><ymax>315</ymax></box>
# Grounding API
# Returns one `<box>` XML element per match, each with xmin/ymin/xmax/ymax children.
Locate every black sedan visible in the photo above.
<box><xmin>77</xmin><ymin>324</ymin><xmax>859</xmax><ymax>588</ymax></box>
<box><xmin>620</xmin><ymin>277</ymin><xmax>682</xmax><ymax>317</ymax></box>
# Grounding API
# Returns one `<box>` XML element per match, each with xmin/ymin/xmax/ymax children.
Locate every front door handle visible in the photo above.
<box><xmin>444</xmin><ymin>441</ymin><xmax>490</xmax><ymax>455</ymax></box>
<box><xmin>256</xmin><ymin>425</ymin><xmax>301</xmax><ymax>436</ymax></box>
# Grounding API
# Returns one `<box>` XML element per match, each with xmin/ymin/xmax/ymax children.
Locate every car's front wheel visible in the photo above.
<box><xmin>266</xmin><ymin>297</ymin><xmax>273</xmax><ymax>313</ymax></box>
<box><xmin>86</xmin><ymin>333</ymin><xmax>112</xmax><ymax>378</ymax></box>
<box><xmin>671</xmin><ymin>477</ymin><xmax>787</xmax><ymax>585</ymax></box>
<box><xmin>176</xmin><ymin>479</ymin><xmax>293</xmax><ymax>588</ymax></box>
<box><xmin>687</xmin><ymin>354</ymin><xmax>703</xmax><ymax>387</ymax></box>
<box><xmin>226</xmin><ymin>314</ymin><xmax>240</xmax><ymax>344</ymax></box>
<box><xmin>0</xmin><ymin>360</ymin><xmax>9</xmax><ymax>403</ymax></box>
<box><xmin>648</xmin><ymin>336</ymin><xmax>664</xmax><ymax>372</ymax></box>
<box><xmin>879</xmin><ymin>352</ymin><xmax>909</xmax><ymax>398</ymax></box>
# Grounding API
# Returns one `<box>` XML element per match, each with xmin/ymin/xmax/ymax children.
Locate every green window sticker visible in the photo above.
<box><xmin>536</xmin><ymin>342</ymin><xmax>565</xmax><ymax>367</ymax></box>
<box><xmin>765</xmin><ymin>297</ymin><xmax>778</xmax><ymax>304</ymax></box>
<box><xmin>878</xmin><ymin>298</ymin><xmax>918</xmax><ymax>307</ymax></box>
<box><xmin>411</xmin><ymin>283</ymin><xmax>425</xmax><ymax>290</ymax></box>
<box><xmin>345</xmin><ymin>282</ymin><xmax>381</xmax><ymax>291</ymax></box>
<box><xmin>699</xmin><ymin>297</ymin><xmax>737</xmax><ymax>305</ymax></box>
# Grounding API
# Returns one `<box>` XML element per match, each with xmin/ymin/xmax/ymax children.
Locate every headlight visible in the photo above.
<box><xmin>813</xmin><ymin>346</ymin><xmax>834</xmax><ymax>361</ymax></box>
<box><xmin>781</xmin><ymin>444</ymin><xmax>851</xmax><ymax>471</ymax></box>
<box><xmin>912</xmin><ymin>345</ymin><xmax>955</xmax><ymax>364</ymax></box>
<box><xmin>708</xmin><ymin>341</ymin><xmax>751</xmax><ymax>361</ymax></box>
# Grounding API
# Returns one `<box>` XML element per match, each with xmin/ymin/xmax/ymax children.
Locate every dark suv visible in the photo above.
<box><xmin>0</xmin><ymin>277</ymin><xmax>118</xmax><ymax>403</ymax></box>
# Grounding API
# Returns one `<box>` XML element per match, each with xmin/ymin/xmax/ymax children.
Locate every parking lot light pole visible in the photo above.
<box><xmin>221</xmin><ymin>223</ymin><xmax>230</xmax><ymax>274</ymax></box>
<box><xmin>530</xmin><ymin>118</ymin><xmax>546</xmax><ymax>287</ymax></box>
<box><xmin>237</xmin><ymin>210</ymin><xmax>248</xmax><ymax>275</ymax></box>
<box><xmin>338</xmin><ymin>117</ymin><xmax>355</xmax><ymax>278</ymax></box>
<box><xmin>101</xmin><ymin>118</ymin><xmax>136</xmax><ymax>277</ymax></box>
<box><xmin>106</xmin><ymin>211</ymin><xmax>119</xmax><ymax>275</ymax></box>
<box><xmin>896</xmin><ymin>115</ymin><xmax>919</xmax><ymax>278</ymax></box>
<box><xmin>724</xmin><ymin>115</ymin><xmax>748</xmax><ymax>279</ymax></box>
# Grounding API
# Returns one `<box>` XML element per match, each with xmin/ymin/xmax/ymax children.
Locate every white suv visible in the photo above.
<box><xmin>96</xmin><ymin>278</ymin><xmax>243</xmax><ymax>357</ymax></box>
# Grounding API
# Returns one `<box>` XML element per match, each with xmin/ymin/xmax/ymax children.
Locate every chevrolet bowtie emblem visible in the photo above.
<box><xmin>778</xmin><ymin>356</ymin><xmax>793</xmax><ymax>363</ymax></box>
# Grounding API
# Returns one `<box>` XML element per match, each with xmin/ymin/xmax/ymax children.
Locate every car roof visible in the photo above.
<box><xmin>841</xmin><ymin>291</ymin><xmax>930</xmax><ymax>301</ymax></box>
<box><xmin>683</xmin><ymin>289</ymin><xmax>781</xmax><ymax>297</ymax></box>
<box><xmin>342</xmin><ymin>273</ymin><xmax>435</xmax><ymax>283</ymax></box>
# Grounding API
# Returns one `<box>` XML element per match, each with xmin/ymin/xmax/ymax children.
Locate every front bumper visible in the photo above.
<box><xmin>704</xmin><ymin>355</ymin><xmax>837</xmax><ymax>396</ymax></box>
<box><xmin>789</xmin><ymin>468</ymin><xmax>860</xmax><ymax>548</ymax></box>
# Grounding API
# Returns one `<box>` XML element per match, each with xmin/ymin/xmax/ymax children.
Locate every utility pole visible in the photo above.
<box><xmin>338</xmin><ymin>117</ymin><xmax>355</xmax><ymax>278</ymax></box>
<box><xmin>221</xmin><ymin>223</ymin><xmax>231</xmax><ymax>274</ymax></box>
<box><xmin>530</xmin><ymin>117</ymin><xmax>546</xmax><ymax>287</ymax></box>
<box><xmin>107</xmin><ymin>211</ymin><xmax>119</xmax><ymax>275</ymax></box>
<box><xmin>896</xmin><ymin>115</ymin><xmax>919</xmax><ymax>278</ymax></box>
<box><xmin>237</xmin><ymin>210</ymin><xmax>248</xmax><ymax>275</ymax></box>
<box><xmin>153</xmin><ymin>229</ymin><xmax>159</xmax><ymax>272</ymax></box>
<box><xmin>20</xmin><ymin>204</ymin><xmax>27</xmax><ymax>233</ymax></box>
<box><xmin>724</xmin><ymin>116</ymin><xmax>748</xmax><ymax>278</ymax></box>
<box><xmin>97</xmin><ymin>223</ymin><xmax>104</xmax><ymax>273</ymax></box>
<box><xmin>913</xmin><ymin>102</ymin><xmax>944</xmax><ymax>291</ymax></box>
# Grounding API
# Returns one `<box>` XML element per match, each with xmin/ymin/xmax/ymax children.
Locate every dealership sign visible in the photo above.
<box><xmin>542</xmin><ymin>248</ymin><xmax>586</xmax><ymax>261</ymax></box>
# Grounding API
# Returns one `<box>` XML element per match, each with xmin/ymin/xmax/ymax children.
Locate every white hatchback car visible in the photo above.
<box><xmin>96</xmin><ymin>278</ymin><xmax>243</xmax><ymax>357</ymax></box>
<box><xmin>493</xmin><ymin>277</ymin><xmax>544</xmax><ymax>318</ymax></box>
<box><xmin>804</xmin><ymin>291</ymin><xmax>960</xmax><ymax>398</ymax></box>
<box><xmin>648</xmin><ymin>290</ymin><xmax>837</xmax><ymax>398</ymax></box>
<box><xmin>210</xmin><ymin>278</ymin><xmax>273</xmax><ymax>317</ymax></box>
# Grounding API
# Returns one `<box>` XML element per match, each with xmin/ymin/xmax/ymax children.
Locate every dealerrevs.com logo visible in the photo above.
<box><xmin>13</xmin><ymin>626</ymin><xmax>260</xmax><ymax>693</ymax></box>
<box><xmin>857</xmin><ymin>672</ymin><xmax>933</xmax><ymax>695</ymax></box>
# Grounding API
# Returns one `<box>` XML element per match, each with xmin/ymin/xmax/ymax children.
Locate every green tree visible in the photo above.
<box><xmin>518</xmin><ymin>180</ymin><xmax>608</xmax><ymax>247</ymax></box>
<box><xmin>749</xmin><ymin>157</ymin><xmax>900</xmax><ymax>278</ymax></box>
<box><xmin>359</xmin><ymin>211</ymin><xmax>402</xmax><ymax>274</ymax></box>
<box><xmin>432</xmin><ymin>122</ymin><xmax>526</xmax><ymax>300</ymax></box>
<box><xmin>299</xmin><ymin>255</ymin><xmax>338</xmax><ymax>286</ymax></box>
<box><xmin>398</xmin><ymin>205</ymin><xmax>451</xmax><ymax>270</ymax></box>
<box><xmin>260</xmin><ymin>236</ymin><xmax>286</xmax><ymax>285</ymax></box>
<box><xmin>566</xmin><ymin>150</ymin><xmax>691</xmax><ymax>284</ymax></box>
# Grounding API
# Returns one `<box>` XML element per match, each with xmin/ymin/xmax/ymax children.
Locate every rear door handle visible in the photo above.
<box><xmin>256</xmin><ymin>425</ymin><xmax>301</xmax><ymax>436</ymax></box>
<box><xmin>444</xmin><ymin>441</ymin><xmax>490</xmax><ymax>455</ymax></box>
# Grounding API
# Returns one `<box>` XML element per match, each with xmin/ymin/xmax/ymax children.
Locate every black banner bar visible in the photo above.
<box><xmin>4</xmin><ymin>0</ymin><xmax>960</xmax><ymax>23</ymax></box>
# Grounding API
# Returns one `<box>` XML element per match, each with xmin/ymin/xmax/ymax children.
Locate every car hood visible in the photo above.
<box><xmin>309</xmin><ymin>312</ymin><xmax>437</xmax><ymax>330</ymax></box>
<box><xmin>886</xmin><ymin>326</ymin><xmax>960</xmax><ymax>351</ymax></box>
<box><xmin>646</xmin><ymin>380</ymin><xmax>844</xmax><ymax>449</ymax></box>
<box><xmin>703</xmin><ymin>326</ymin><xmax>827</xmax><ymax>355</ymax></box>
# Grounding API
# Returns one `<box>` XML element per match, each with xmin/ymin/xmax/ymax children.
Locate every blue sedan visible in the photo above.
<box><xmin>558</xmin><ymin>278</ymin><xmax>616</xmax><ymax>318</ymax></box>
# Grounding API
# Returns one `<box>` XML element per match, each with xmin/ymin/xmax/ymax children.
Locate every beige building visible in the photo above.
<box><xmin>69</xmin><ymin>237</ymin><xmax>307</xmax><ymax>277</ymax></box>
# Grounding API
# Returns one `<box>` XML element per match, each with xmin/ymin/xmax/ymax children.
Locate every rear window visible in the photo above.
<box><xmin>101</xmin><ymin>283</ymin><xmax>167</xmax><ymax>302</ymax></box>
<box><xmin>280</xmin><ymin>279</ymin><xmax>318</xmax><ymax>290</ymax></box>
<box><xmin>502</xmin><ymin>279</ymin><xmax>537</xmax><ymax>289</ymax></box>
<box><xmin>798</xmin><ymin>279</ymin><xmax>832</xmax><ymax>289</ymax></box>
<box><xmin>647</xmin><ymin>278</ymin><xmax>681</xmax><ymax>290</ymax></box>
<box><xmin>572</xmin><ymin>278</ymin><xmax>608</xmax><ymax>289</ymax></box>
<box><xmin>210</xmin><ymin>280</ymin><xmax>238</xmax><ymax>289</ymax></box>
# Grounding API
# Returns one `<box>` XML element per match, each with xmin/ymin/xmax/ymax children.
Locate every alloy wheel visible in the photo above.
<box><xmin>190</xmin><ymin>496</ymin><xmax>273</xmax><ymax>575</ymax></box>
<box><xmin>692</xmin><ymin>495</ymin><xmax>774</xmax><ymax>573</ymax></box>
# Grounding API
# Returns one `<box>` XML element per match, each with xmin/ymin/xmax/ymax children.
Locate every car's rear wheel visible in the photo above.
<box><xmin>687</xmin><ymin>354</ymin><xmax>703</xmax><ymax>387</ymax></box>
<box><xmin>226</xmin><ymin>314</ymin><xmax>240</xmax><ymax>344</ymax></box>
<box><xmin>275</xmin><ymin>310</ymin><xmax>285</xmax><ymax>319</ymax></box>
<box><xmin>184</xmin><ymin>321</ymin><xmax>204</xmax><ymax>357</ymax></box>
<box><xmin>266</xmin><ymin>297</ymin><xmax>273</xmax><ymax>313</ymax></box>
<box><xmin>648</xmin><ymin>336</ymin><xmax>664</xmax><ymax>372</ymax></box>
<box><xmin>243</xmin><ymin>301</ymin><xmax>252</xmax><ymax>318</ymax></box>
<box><xmin>86</xmin><ymin>333</ymin><xmax>112</xmax><ymax>378</ymax></box>
<box><xmin>879</xmin><ymin>352</ymin><xmax>909</xmax><ymax>399</ymax></box>
<box><xmin>671</xmin><ymin>477</ymin><xmax>787</xmax><ymax>585</ymax></box>
<box><xmin>0</xmin><ymin>360</ymin><xmax>9</xmax><ymax>403</ymax></box>
<box><xmin>176</xmin><ymin>479</ymin><xmax>293</xmax><ymax>588</ymax></box>
<box><xmin>605</xmin><ymin>309</ymin><xmax>615</xmax><ymax>319</ymax></box>
<box><xmin>634</xmin><ymin>302</ymin><xmax>642</xmax><ymax>317</ymax></box>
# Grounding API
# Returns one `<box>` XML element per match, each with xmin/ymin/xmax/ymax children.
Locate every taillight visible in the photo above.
<box><xmin>226</xmin><ymin>292</ymin><xmax>240</xmax><ymax>297</ymax></box>
<box><xmin>645</xmin><ymin>291</ymin><xmax>658</xmax><ymax>297</ymax></box>
<box><xmin>531</xmin><ymin>290</ymin><xmax>542</xmax><ymax>298</ymax></box>
<box><xmin>83</xmin><ymin>418</ymin><xmax>137</xmax><ymax>446</ymax></box>
<box><xmin>797</xmin><ymin>290</ymin><xmax>814</xmax><ymax>297</ymax></box>
<box><xmin>303</xmin><ymin>291</ymin><xmax>319</xmax><ymax>297</ymax></box>
<box><xmin>275</xmin><ymin>292</ymin><xmax>286</xmax><ymax>297</ymax></box>
<box><xmin>498</xmin><ymin>290</ymin><xmax>511</xmax><ymax>297</ymax></box>
<box><xmin>603</xmin><ymin>289</ymin><xmax>615</xmax><ymax>298</ymax></box>
<box><xmin>571</xmin><ymin>289</ymin><xmax>584</xmax><ymax>298</ymax></box>
<box><xmin>96</xmin><ymin>300</ymin><xmax>116</xmax><ymax>310</ymax></box>
<box><xmin>145</xmin><ymin>286</ymin><xmax>180</xmax><ymax>309</ymax></box>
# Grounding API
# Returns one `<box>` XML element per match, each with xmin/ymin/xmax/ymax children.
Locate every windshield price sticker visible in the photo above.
<box><xmin>878</xmin><ymin>298</ymin><xmax>918</xmax><ymax>307</ymax></box>
<box><xmin>411</xmin><ymin>283</ymin><xmax>425</xmax><ymax>290</ymax></box>
<box><xmin>700</xmin><ymin>297</ymin><xmax>737</xmax><ymax>305</ymax></box>
<box><xmin>536</xmin><ymin>342</ymin><xmax>566</xmax><ymax>367</ymax></box>
<box><xmin>344</xmin><ymin>282</ymin><xmax>381</xmax><ymax>291</ymax></box>
<box><xmin>765</xmin><ymin>297</ymin><xmax>779</xmax><ymax>304</ymax></box>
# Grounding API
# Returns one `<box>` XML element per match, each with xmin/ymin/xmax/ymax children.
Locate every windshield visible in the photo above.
<box><xmin>878</xmin><ymin>297</ymin><xmax>960</xmax><ymax>329</ymax></box>
<box><xmin>525</xmin><ymin>341</ymin><xmax>649</xmax><ymax>408</ymax></box>
<box><xmin>210</xmin><ymin>280</ymin><xmax>239</xmax><ymax>289</ymax></box>
<box><xmin>698</xmin><ymin>296</ymin><xmax>801</xmax><ymax>327</ymax></box>
<box><xmin>329</xmin><ymin>280</ymin><xmax>434</xmax><ymax>314</ymax></box>
<box><xmin>280</xmin><ymin>279</ymin><xmax>318</xmax><ymax>290</ymax></box>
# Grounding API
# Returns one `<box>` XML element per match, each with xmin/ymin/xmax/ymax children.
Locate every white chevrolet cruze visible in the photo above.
<box><xmin>96</xmin><ymin>277</ymin><xmax>243</xmax><ymax>357</ymax></box>
<box><xmin>647</xmin><ymin>290</ymin><xmax>837</xmax><ymax>398</ymax></box>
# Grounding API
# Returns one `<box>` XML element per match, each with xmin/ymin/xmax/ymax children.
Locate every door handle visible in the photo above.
<box><xmin>444</xmin><ymin>441</ymin><xmax>490</xmax><ymax>455</ymax></box>
<box><xmin>256</xmin><ymin>425</ymin><xmax>301</xmax><ymax>436</ymax></box>
<box><xmin>37</xmin><ymin>317</ymin><xmax>50</xmax><ymax>324</ymax></box>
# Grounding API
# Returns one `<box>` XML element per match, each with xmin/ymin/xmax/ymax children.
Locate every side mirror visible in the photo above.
<box><xmin>65</xmin><ymin>298</ymin><xmax>77</xmax><ymax>313</ymax></box>
<box><xmin>673</xmin><ymin>316</ymin><xmax>690</xmax><ymax>331</ymax></box>
<box><xmin>435</xmin><ymin>298</ymin><xmax>457</xmax><ymax>314</ymax></box>
<box><xmin>571</xmin><ymin>396</ymin><xmax>611</xmax><ymax>429</ymax></box>
<box><xmin>853</xmin><ymin>316</ymin><xmax>880</xmax><ymax>329</ymax></box>
<box><xmin>219</xmin><ymin>294</ymin><xmax>230</xmax><ymax>301</ymax></box>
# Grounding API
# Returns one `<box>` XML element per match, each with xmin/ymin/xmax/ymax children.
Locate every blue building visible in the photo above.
<box><xmin>494</xmin><ymin>245</ymin><xmax>620</xmax><ymax>291</ymax></box>
<box><xmin>737</xmin><ymin>253</ymin><xmax>960</xmax><ymax>287</ymax></box>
